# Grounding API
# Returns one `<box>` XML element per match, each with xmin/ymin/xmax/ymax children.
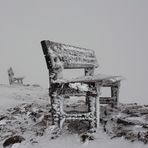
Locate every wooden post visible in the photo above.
<box><xmin>85</xmin><ymin>67</ymin><xmax>94</xmax><ymax>105</ymax></box>
<box><xmin>50</xmin><ymin>83</ymin><xmax>65</xmax><ymax>130</ymax></box>
<box><xmin>51</xmin><ymin>92</ymin><xmax>60</xmax><ymax>126</ymax></box>
<box><xmin>50</xmin><ymin>83</ymin><xmax>60</xmax><ymax>127</ymax></box>
<box><xmin>111</xmin><ymin>82</ymin><xmax>120</xmax><ymax>107</ymax></box>
<box><xmin>95</xmin><ymin>82</ymin><xmax>101</xmax><ymax>128</ymax></box>
<box><xmin>59</xmin><ymin>95</ymin><xmax>65</xmax><ymax>129</ymax></box>
<box><xmin>89</xmin><ymin>95</ymin><xmax>97</xmax><ymax>132</ymax></box>
<box><xmin>87</xmin><ymin>83</ymin><xmax>97</xmax><ymax>132</ymax></box>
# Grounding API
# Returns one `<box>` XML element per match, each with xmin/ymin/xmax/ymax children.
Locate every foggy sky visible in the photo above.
<box><xmin>0</xmin><ymin>0</ymin><xmax>148</xmax><ymax>104</ymax></box>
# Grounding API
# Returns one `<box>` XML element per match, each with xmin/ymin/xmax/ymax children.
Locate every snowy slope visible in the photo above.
<box><xmin>0</xmin><ymin>84</ymin><xmax>147</xmax><ymax>148</ymax></box>
<box><xmin>0</xmin><ymin>84</ymin><xmax>48</xmax><ymax>113</ymax></box>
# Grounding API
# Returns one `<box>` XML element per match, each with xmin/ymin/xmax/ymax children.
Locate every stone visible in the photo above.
<box><xmin>3</xmin><ymin>135</ymin><xmax>25</xmax><ymax>147</ymax></box>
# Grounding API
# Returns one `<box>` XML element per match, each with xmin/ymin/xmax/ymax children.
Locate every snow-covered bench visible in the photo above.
<box><xmin>8</xmin><ymin>67</ymin><xmax>24</xmax><ymax>85</ymax></box>
<box><xmin>41</xmin><ymin>40</ymin><xmax>122</xmax><ymax>135</ymax></box>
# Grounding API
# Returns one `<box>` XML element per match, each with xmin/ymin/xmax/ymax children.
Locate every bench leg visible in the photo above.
<box><xmin>88</xmin><ymin>95</ymin><xmax>97</xmax><ymax>132</ymax></box>
<box><xmin>85</xmin><ymin>95</ymin><xmax>89</xmax><ymax>105</ymax></box>
<box><xmin>111</xmin><ymin>82</ymin><xmax>120</xmax><ymax>107</ymax></box>
<box><xmin>50</xmin><ymin>91</ymin><xmax>65</xmax><ymax>138</ymax></box>
<box><xmin>51</xmin><ymin>93</ymin><xmax>60</xmax><ymax>127</ymax></box>
<box><xmin>21</xmin><ymin>79</ymin><xmax>23</xmax><ymax>84</ymax></box>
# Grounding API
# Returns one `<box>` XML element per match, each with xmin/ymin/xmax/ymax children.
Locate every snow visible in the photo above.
<box><xmin>55</xmin><ymin>74</ymin><xmax>124</xmax><ymax>84</ymax></box>
<box><xmin>69</xmin><ymin>83</ymin><xmax>89</xmax><ymax>91</ymax></box>
<box><xmin>0</xmin><ymin>84</ymin><xmax>147</xmax><ymax>148</ymax></box>
<box><xmin>0</xmin><ymin>84</ymin><xmax>48</xmax><ymax>113</ymax></box>
<box><xmin>18</xmin><ymin>130</ymin><xmax>148</xmax><ymax>148</ymax></box>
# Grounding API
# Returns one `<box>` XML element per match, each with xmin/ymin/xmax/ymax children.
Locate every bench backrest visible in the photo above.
<box><xmin>41</xmin><ymin>40</ymin><xmax>99</xmax><ymax>81</ymax></box>
<box><xmin>8</xmin><ymin>67</ymin><xmax>14</xmax><ymax>78</ymax></box>
<box><xmin>8</xmin><ymin>67</ymin><xmax>15</xmax><ymax>84</ymax></box>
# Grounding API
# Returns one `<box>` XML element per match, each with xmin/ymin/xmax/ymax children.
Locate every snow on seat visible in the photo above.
<box><xmin>54</xmin><ymin>74</ymin><xmax>124</xmax><ymax>84</ymax></box>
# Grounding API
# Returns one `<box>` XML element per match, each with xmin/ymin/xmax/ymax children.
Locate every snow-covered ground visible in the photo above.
<box><xmin>0</xmin><ymin>84</ymin><xmax>48</xmax><ymax>113</ymax></box>
<box><xmin>18</xmin><ymin>130</ymin><xmax>148</xmax><ymax>148</ymax></box>
<box><xmin>0</xmin><ymin>84</ymin><xmax>147</xmax><ymax>148</ymax></box>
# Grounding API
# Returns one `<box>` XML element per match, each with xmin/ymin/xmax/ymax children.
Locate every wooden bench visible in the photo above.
<box><xmin>41</xmin><ymin>40</ymin><xmax>123</xmax><ymax>135</ymax></box>
<box><xmin>8</xmin><ymin>67</ymin><xmax>24</xmax><ymax>85</ymax></box>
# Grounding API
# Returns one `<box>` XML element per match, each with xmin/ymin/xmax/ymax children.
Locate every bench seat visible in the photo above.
<box><xmin>53</xmin><ymin>74</ymin><xmax>123</xmax><ymax>84</ymax></box>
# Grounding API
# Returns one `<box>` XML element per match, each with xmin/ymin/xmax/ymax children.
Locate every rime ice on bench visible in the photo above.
<box><xmin>41</xmin><ymin>40</ymin><xmax>123</xmax><ymax>135</ymax></box>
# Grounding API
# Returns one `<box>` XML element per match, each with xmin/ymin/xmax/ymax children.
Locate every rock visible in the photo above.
<box><xmin>101</xmin><ymin>103</ymin><xmax>148</xmax><ymax>144</ymax></box>
<box><xmin>3</xmin><ymin>135</ymin><xmax>25</xmax><ymax>147</ymax></box>
<box><xmin>116</xmin><ymin>118</ymin><xmax>135</xmax><ymax>125</ymax></box>
<box><xmin>137</xmin><ymin>132</ymin><xmax>148</xmax><ymax>144</ymax></box>
<box><xmin>32</xmin><ymin>84</ymin><xmax>40</xmax><ymax>87</ymax></box>
<box><xmin>142</xmin><ymin>124</ymin><xmax>148</xmax><ymax>128</ymax></box>
<box><xmin>124</xmin><ymin>132</ymin><xmax>138</xmax><ymax>142</ymax></box>
<box><xmin>50</xmin><ymin>127</ymin><xmax>62</xmax><ymax>139</ymax></box>
<box><xmin>80</xmin><ymin>133</ymin><xmax>94</xmax><ymax>143</ymax></box>
<box><xmin>139</xmin><ymin>108</ymin><xmax>148</xmax><ymax>115</ymax></box>
<box><xmin>0</xmin><ymin>115</ymin><xmax>8</xmax><ymax>121</ymax></box>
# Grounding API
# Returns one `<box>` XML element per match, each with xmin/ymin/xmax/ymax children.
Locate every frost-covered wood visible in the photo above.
<box><xmin>41</xmin><ymin>40</ymin><xmax>122</xmax><ymax>136</ymax></box>
<box><xmin>41</xmin><ymin>40</ymin><xmax>98</xmax><ymax>69</ymax></box>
